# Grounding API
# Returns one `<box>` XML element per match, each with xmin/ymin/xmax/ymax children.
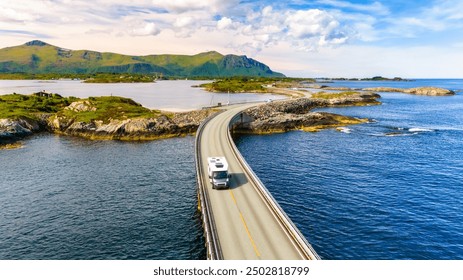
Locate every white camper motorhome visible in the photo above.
<box><xmin>207</xmin><ymin>157</ymin><xmax>230</xmax><ymax>189</ymax></box>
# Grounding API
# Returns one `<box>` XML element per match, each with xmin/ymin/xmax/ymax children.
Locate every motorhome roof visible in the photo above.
<box><xmin>207</xmin><ymin>157</ymin><xmax>228</xmax><ymax>171</ymax></box>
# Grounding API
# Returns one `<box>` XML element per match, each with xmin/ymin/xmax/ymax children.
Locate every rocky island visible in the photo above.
<box><xmin>361</xmin><ymin>87</ymin><xmax>455</xmax><ymax>96</ymax></box>
<box><xmin>198</xmin><ymin>77</ymin><xmax>314</xmax><ymax>98</ymax></box>
<box><xmin>233</xmin><ymin>91</ymin><xmax>380</xmax><ymax>134</ymax></box>
<box><xmin>308</xmin><ymin>85</ymin><xmax>455</xmax><ymax>96</ymax></box>
<box><xmin>49</xmin><ymin>103</ymin><xmax>217</xmax><ymax>140</ymax></box>
<box><xmin>1</xmin><ymin>90</ymin><xmax>381</xmax><ymax>149</ymax></box>
<box><xmin>0</xmin><ymin>93</ymin><xmax>217</xmax><ymax>145</ymax></box>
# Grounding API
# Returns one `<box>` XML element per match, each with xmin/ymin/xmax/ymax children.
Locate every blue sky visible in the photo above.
<box><xmin>0</xmin><ymin>0</ymin><xmax>462</xmax><ymax>78</ymax></box>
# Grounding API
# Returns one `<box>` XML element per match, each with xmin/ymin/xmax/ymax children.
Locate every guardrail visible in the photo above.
<box><xmin>195</xmin><ymin>111</ymin><xmax>224</xmax><ymax>260</ymax></box>
<box><xmin>228</xmin><ymin>112</ymin><xmax>321</xmax><ymax>260</ymax></box>
<box><xmin>196</xmin><ymin>107</ymin><xmax>320</xmax><ymax>260</ymax></box>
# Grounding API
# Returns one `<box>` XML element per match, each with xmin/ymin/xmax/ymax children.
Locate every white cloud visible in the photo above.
<box><xmin>0</xmin><ymin>0</ymin><xmax>351</xmax><ymax>52</ymax></box>
<box><xmin>217</xmin><ymin>17</ymin><xmax>233</xmax><ymax>30</ymax></box>
<box><xmin>174</xmin><ymin>17</ymin><xmax>194</xmax><ymax>28</ymax></box>
<box><xmin>151</xmin><ymin>0</ymin><xmax>239</xmax><ymax>14</ymax></box>
<box><xmin>1</xmin><ymin>0</ymin><xmax>461</xmax><ymax>78</ymax></box>
<box><xmin>85</xmin><ymin>28</ymin><xmax>113</xmax><ymax>35</ymax></box>
<box><xmin>316</xmin><ymin>0</ymin><xmax>390</xmax><ymax>15</ymax></box>
<box><xmin>0</xmin><ymin>7</ymin><xmax>38</xmax><ymax>22</ymax></box>
<box><xmin>223</xmin><ymin>6</ymin><xmax>350</xmax><ymax>52</ymax></box>
<box><xmin>426</xmin><ymin>0</ymin><xmax>463</xmax><ymax>20</ymax></box>
<box><xmin>129</xmin><ymin>22</ymin><xmax>160</xmax><ymax>36</ymax></box>
<box><xmin>347</xmin><ymin>0</ymin><xmax>463</xmax><ymax>42</ymax></box>
<box><xmin>285</xmin><ymin>9</ymin><xmax>339</xmax><ymax>39</ymax></box>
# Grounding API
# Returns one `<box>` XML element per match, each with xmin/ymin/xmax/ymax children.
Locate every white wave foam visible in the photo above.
<box><xmin>337</xmin><ymin>127</ymin><xmax>352</xmax><ymax>134</ymax></box>
<box><xmin>385</xmin><ymin>132</ymin><xmax>412</xmax><ymax>137</ymax></box>
<box><xmin>409</xmin><ymin>128</ymin><xmax>434</xmax><ymax>133</ymax></box>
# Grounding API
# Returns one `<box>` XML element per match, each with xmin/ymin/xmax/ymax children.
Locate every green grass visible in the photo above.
<box><xmin>58</xmin><ymin>96</ymin><xmax>159</xmax><ymax>123</ymax></box>
<box><xmin>199</xmin><ymin>77</ymin><xmax>315</xmax><ymax>93</ymax></box>
<box><xmin>0</xmin><ymin>93</ymin><xmax>159</xmax><ymax>123</ymax></box>
<box><xmin>0</xmin><ymin>93</ymin><xmax>73</xmax><ymax>119</ymax></box>
<box><xmin>311</xmin><ymin>91</ymin><xmax>361</xmax><ymax>99</ymax></box>
<box><xmin>200</xmin><ymin>77</ymin><xmax>266</xmax><ymax>92</ymax></box>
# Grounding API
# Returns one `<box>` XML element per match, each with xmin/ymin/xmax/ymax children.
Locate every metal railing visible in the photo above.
<box><xmin>195</xmin><ymin>107</ymin><xmax>320</xmax><ymax>260</ymax></box>
<box><xmin>195</xmin><ymin>111</ymin><xmax>224</xmax><ymax>260</ymax></box>
<box><xmin>228</xmin><ymin>112</ymin><xmax>321</xmax><ymax>260</ymax></box>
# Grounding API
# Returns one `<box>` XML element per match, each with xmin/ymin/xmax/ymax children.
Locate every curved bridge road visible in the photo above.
<box><xmin>197</xmin><ymin>104</ymin><xmax>319</xmax><ymax>260</ymax></box>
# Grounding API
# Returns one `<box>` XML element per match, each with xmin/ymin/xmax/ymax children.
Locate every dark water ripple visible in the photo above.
<box><xmin>0</xmin><ymin>135</ymin><xmax>205</xmax><ymax>260</ymax></box>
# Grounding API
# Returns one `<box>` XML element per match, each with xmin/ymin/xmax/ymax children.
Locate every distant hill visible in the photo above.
<box><xmin>0</xmin><ymin>40</ymin><xmax>284</xmax><ymax>78</ymax></box>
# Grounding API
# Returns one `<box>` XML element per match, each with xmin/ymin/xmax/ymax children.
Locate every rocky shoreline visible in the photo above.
<box><xmin>362</xmin><ymin>87</ymin><xmax>455</xmax><ymax>96</ymax></box>
<box><xmin>1</xmin><ymin>91</ymin><xmax>381</xmax><ymax>148</ymax></box>
<box><xmin>233</xmin><ymin>92</ymin><xmax>380</xmax><ymax>134</ymax></box>
<box><xmin>48</xmin><ymin>108</ymin><xmax>217</xmax><ymax>140</ymax></box>
<box><xmin>0</xmin><ymin>108</ymin><xmax>217</xmax><ymax>144</ymax></box>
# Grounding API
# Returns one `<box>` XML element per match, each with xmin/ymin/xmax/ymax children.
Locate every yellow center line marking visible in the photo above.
<box><xmin>229</xmin><ymin>189</ymin><xmax>237</xmax><ymax>205</ymax></box>
<box><xmin>229</xmin><ymin>189</ymin><xmax>261</xmax><ymax>257</ymax></box>
<box><xmin>239</xmin><ymin>212</ymin><xmax>261</xmax><ymax>257</ymax></box>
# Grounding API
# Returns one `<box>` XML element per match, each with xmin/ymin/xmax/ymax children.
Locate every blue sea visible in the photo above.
<box><xmin>236</xmin><ymin>79</ymin><xmax>463</xmax><ymax>259</ymax></box>
<box><xmin>1</xmin><ymin>79</ymin><xmax>462</xmax><ymax>259</ymax></box>
<box><xmin>0</xmin><ymin>136</ymin><xmax>205</xmax><ymax>259</ymax></box>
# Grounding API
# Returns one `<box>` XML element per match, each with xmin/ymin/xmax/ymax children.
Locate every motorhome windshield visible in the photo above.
<box><xmin>213</xmin><ymin>171</ymin><xmax>228</xmax><ymax>179</ymax></box>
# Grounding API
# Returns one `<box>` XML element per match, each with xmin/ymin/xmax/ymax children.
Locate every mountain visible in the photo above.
<box><xmin>0</xmin><ymin>40</ymin><xmax>284</xmax><ymax>77</ymax></box>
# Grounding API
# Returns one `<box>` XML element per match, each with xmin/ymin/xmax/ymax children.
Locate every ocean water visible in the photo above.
<box><xmin>236</xmin><ymin>79</ymin><xmax>463</xmax><ymax>259</ymax></box>
<box><xmin>1</xmin><ymin>79</ymin><xmax>462</xmax><ymax>260</ymax></box>
<box><xmin>0</xmin><ymin>135</ymin><xmax>205</xmax><ymax>259</ymax></box>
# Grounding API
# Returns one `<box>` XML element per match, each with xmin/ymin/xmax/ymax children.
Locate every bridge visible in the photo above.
<box><xmin>195</xmin><ymin>104</ymin><xmax>320</xmax><ymax>260</ymax></box>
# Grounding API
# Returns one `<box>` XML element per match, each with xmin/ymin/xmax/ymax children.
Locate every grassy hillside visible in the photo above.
<box><xmin>0</xmin><ymin>40</ymin><xmax>284</xmax><ymax>78</ymax></box>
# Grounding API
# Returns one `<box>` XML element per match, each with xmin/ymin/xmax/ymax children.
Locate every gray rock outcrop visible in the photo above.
<box><xmin>233</xmin><ymin>92</ymin><xmax>381</xmax><ymax>134</ymax></box>
<box><xmin>0</xmin><ymin>118</ymin><xmax>44</xmax><ymax>139</ymax></box>
<box><xmin>65</xmin><ymin>101</ymin><xmax>97</xmax><ymax>112</ymax></box>
<box><xmin>48</xmin><ymin>108</ymin><xmax>217</xmax><ymax>140</ymax></box>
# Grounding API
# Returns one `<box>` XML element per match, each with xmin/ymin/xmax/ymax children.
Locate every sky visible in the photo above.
<box><xmin>0</xmin><ymin>0</ymin><xmax>462</xmax><ymax>78</ymax></box>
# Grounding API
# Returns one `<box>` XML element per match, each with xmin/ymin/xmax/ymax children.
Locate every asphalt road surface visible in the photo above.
<box><xmin>199</xmin><ymin>104</ymin><xmax>317</xmax><ymax>260</ymax></box>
